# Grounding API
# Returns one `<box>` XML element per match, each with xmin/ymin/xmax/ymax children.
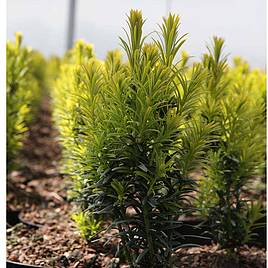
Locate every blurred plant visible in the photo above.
<box><xmin>45</xmin><ymin>55</ymin><xmax>62</xmax><ymax>87</ymax></box>
<box><xmin>51</xmin><ymin>39</ymin><xmax>107</xmax><ymax>240</ymax></box>
<box><xmin>179</xmin><ymin>50</ymin><xmax>190</xmax><ymax>71</ymax></box>
<box><xmin>30</xmin><ymin>50</ymin><xmax>47</xmax><ymax>89</ymax></box>
<box><xmin>227</xmin><ymin>56</ymin><xmax>267</xmax><ymax>177</ymax></box>
<box><xmin>51</xmin><ymin>40</ymin><xmax>100</xmax><ymax>188</ymax></box>
<box><xmin>7</xmin><ymin>33</ymin><xmax>43</xmax><ymax>172</ymax></box>
<box><xmin>63</xmin><ymin>39</ymin><xmax>95</xmax><ymax>65</ymax></box>
<box><xmin>195</xmin><ymin>37</ymin><xmax>266</xmax><ymax>252</ymax></box>
<box><xmin>228</xmin><ymin>56</ymin><xmax>266</xmax><ymax>107</ymax></box>
<box><xmin>72</xmin><ymin>211</ymin><xmax>101</xmax><ymax>240</ymax></box>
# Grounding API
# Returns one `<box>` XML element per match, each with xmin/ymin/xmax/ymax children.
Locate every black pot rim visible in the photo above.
<box><xmin>6</xmin><ymin>260</ymin><xmax>43</xmax><ymax>268</ymax></box>
<box><xmin>18</xmin><ymin>212</ymin><xmax>43</xmax><ymax>229</ymax></box>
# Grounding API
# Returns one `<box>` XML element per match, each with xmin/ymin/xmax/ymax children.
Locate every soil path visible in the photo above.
<box><xmin>7</xmin><ymin>95</ymin><xmax>64</xmax><ymax>210</ymax></box>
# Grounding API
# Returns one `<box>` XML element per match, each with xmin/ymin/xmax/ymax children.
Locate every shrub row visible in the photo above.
<box><xmin>195</xmin><ymin>37</ymin><xmax>266</xmax><ymax>251</ymax></box>
<box><xmin>51</xmin><ymin>10</ymin><xmax>266</xmax><ymax>267</ymax></box>
<box><xmin>7</xmin><ymin>33</ymin><xmax>46</xmax><ymax>172</ymax></box>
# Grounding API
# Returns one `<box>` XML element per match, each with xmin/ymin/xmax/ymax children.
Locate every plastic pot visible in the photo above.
<box><xmin>6</xmin><ymin>261</ymin><xmax>43</xmax><ymax>268</ymax></box>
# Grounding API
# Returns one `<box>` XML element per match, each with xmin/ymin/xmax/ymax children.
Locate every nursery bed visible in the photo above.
<box><xmin>7</xmin><ymin>96</ymin><xmax>266</xmax><ymax>268</ymax></box>
<box><xmin>7</xmin><ymin>199</ymin><xmax>266</xmax><ymax>268</ymax></box>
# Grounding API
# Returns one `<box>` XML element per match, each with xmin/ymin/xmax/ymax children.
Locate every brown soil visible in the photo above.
<box><xmin>175</xmin><ymin>245</ymin><xmax>266</xmax><ymax>268</ymax></box>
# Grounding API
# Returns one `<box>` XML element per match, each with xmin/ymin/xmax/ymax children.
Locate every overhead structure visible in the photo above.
<box><xmin>67</xmin><ymin>0</ymin><xmax>76</xmax><ymax>50</ymax></box>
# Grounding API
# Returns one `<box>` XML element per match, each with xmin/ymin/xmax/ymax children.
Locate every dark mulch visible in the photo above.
<box><xmin>7</xmin><ymin>96</ymin><xmax>266</xmax><ymax>268</ymax></box>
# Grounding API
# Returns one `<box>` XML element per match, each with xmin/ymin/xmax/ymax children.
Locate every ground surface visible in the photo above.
<box><xmin>7</xmin><ymin>96</ymin><xmax>266</xmax><ymax>268</ymax></box>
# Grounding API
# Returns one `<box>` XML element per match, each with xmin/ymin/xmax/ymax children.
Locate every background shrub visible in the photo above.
<box><xmin>196</xmin><ymin>37</ymin><xmax>266</xmax><ymax>251</ymax></box>
<box><xmin>7</xmin><ymin>33</ymin><xmax>44</xmax><ymax>172</ymax></box>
